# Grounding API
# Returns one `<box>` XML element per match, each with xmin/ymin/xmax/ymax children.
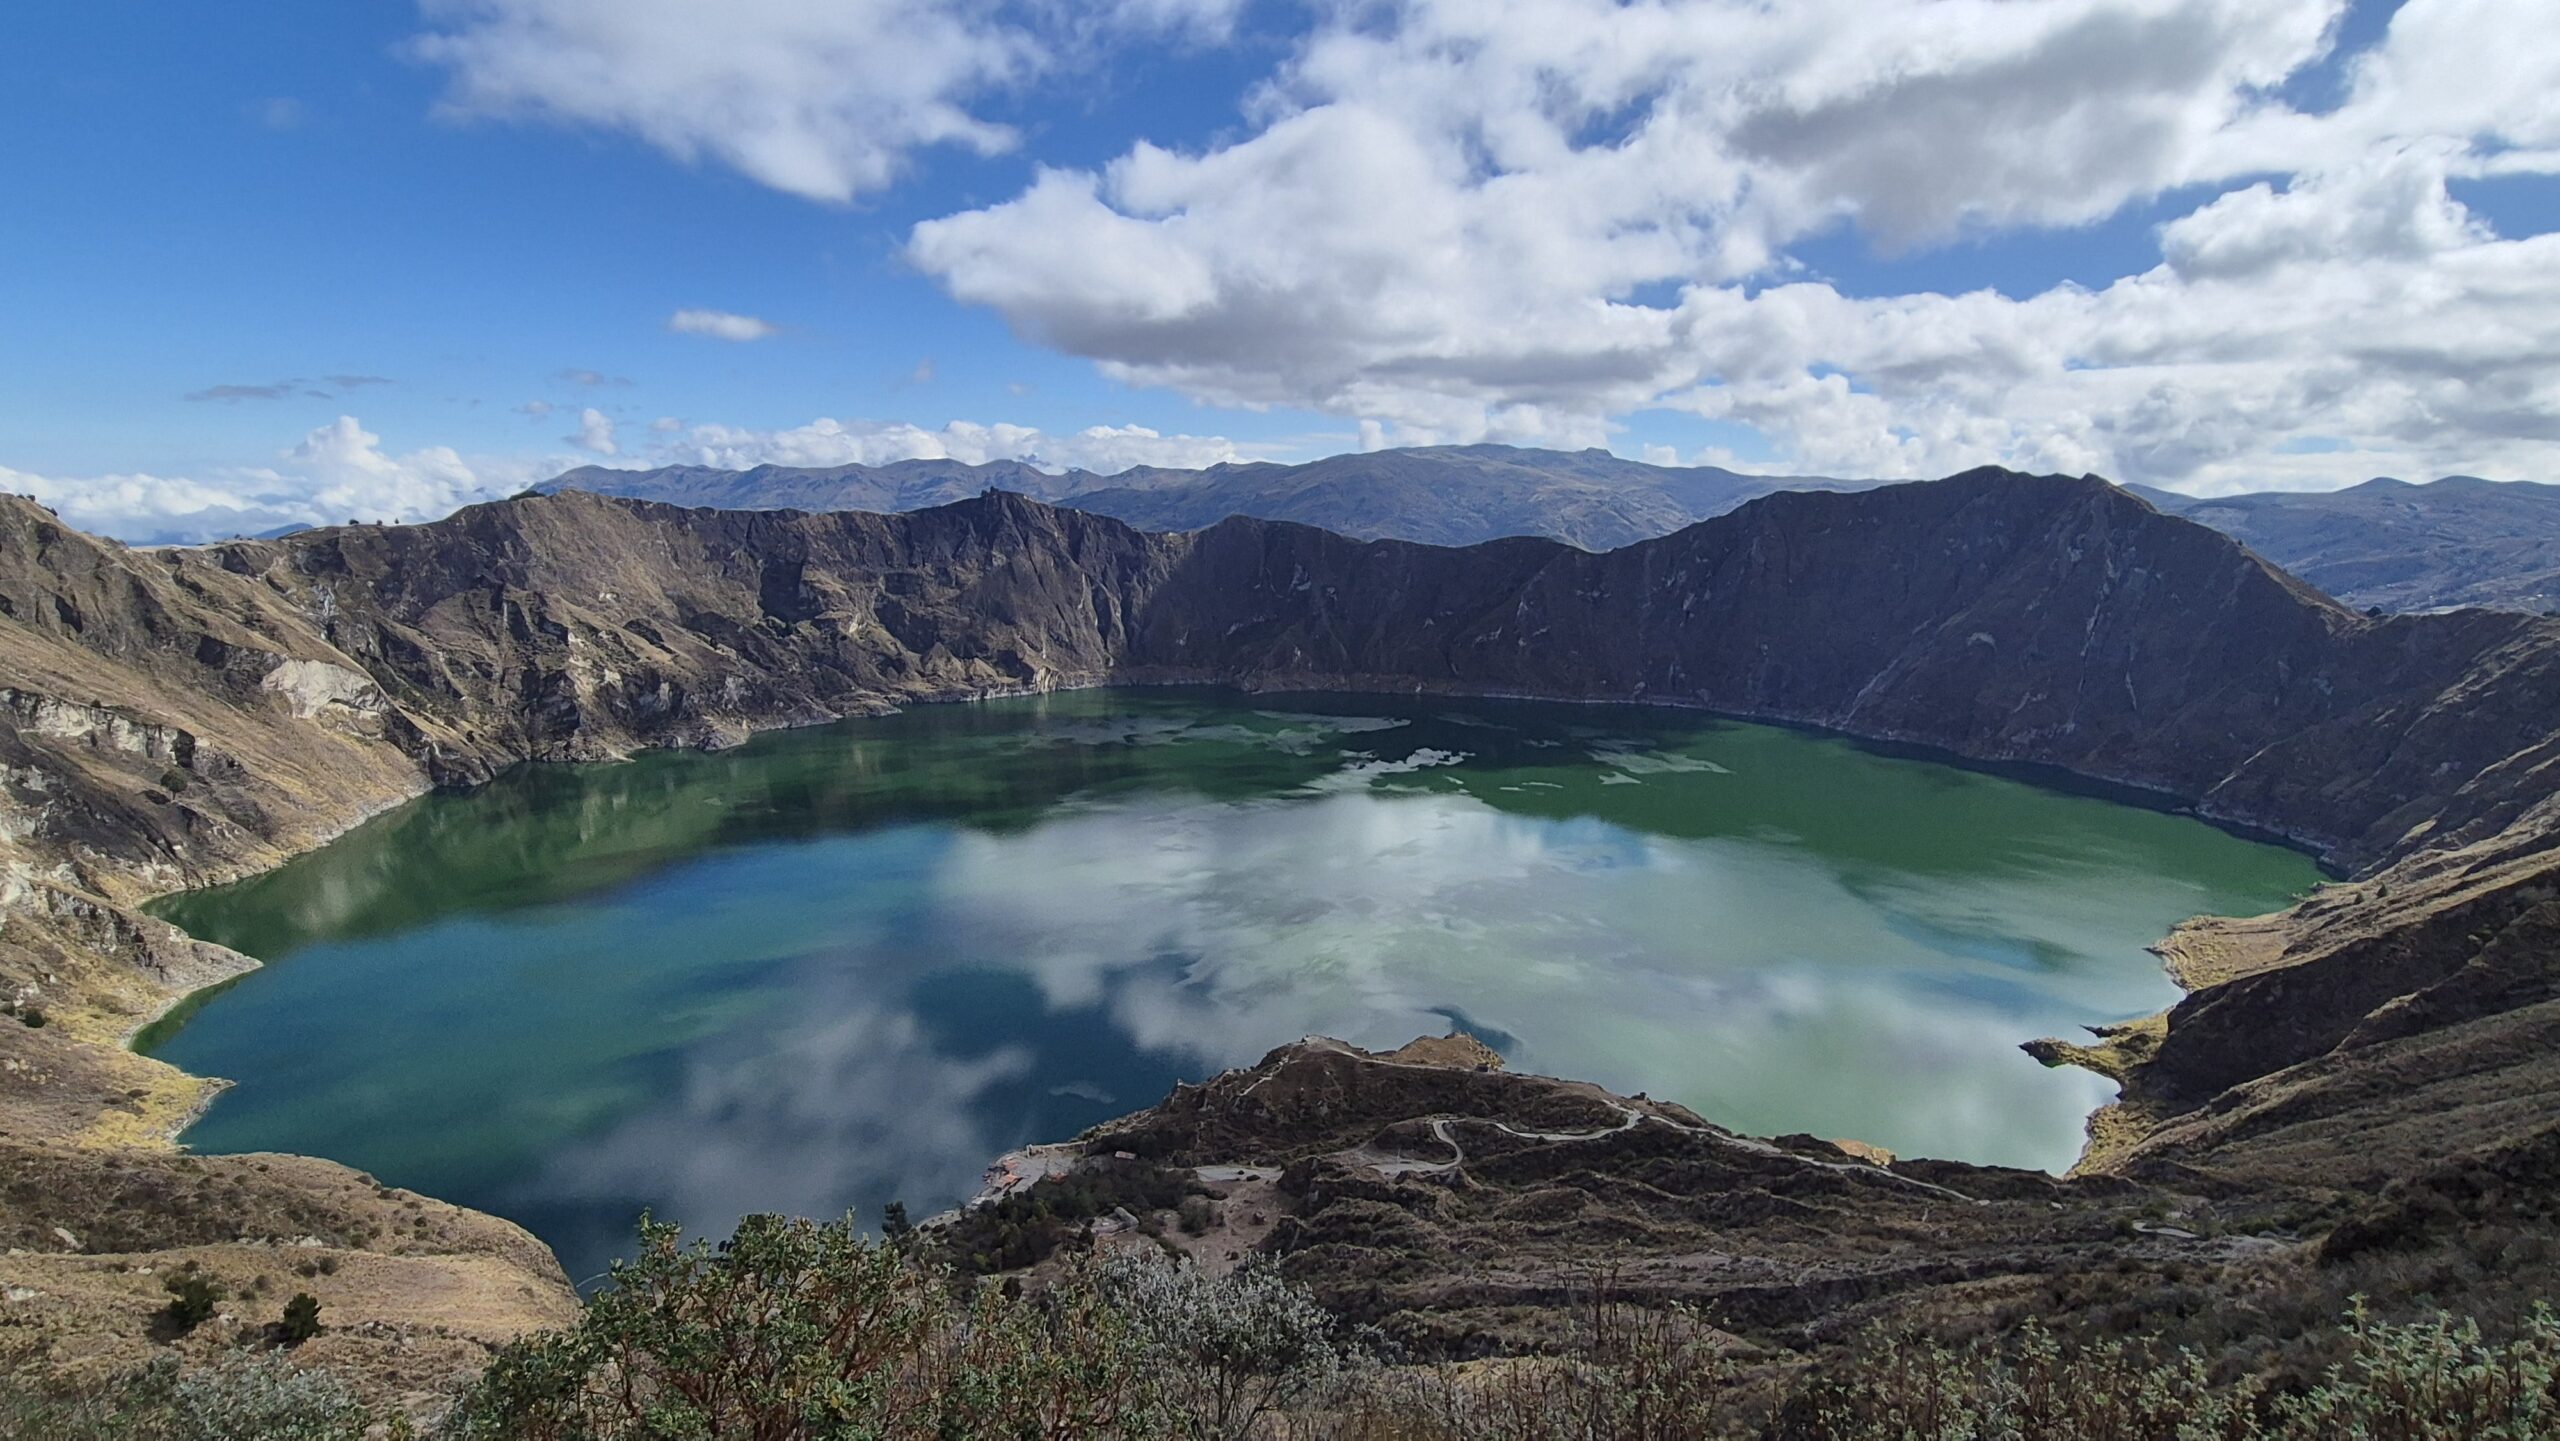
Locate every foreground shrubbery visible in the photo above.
<box><xmin>1336</xmin><ymin>1299</ymin><xmax>2560</xmax><ymax>1441</ymax></box>
<box><xmin>0</xmin><ymin>1348</ymin><xmax>382</xmax><ymax>1440</ymax></box>
<box><xmin>438</xmin><ymin>1213</ymin><xmax>1355</xmax><ymax>1440</ymax></box>
<box><xmin>935</xmin><ymin>1158</ymin><xmax>1212</xmax><ymax>1275</ymax></box>
<box><xmin>1782</xmin><ymin>1304</ymin><xmax>2560</xmax><ymax>1441</ymax></box>
<box><xmin>5</xmin><ymin>1213</ymin><xmax>2555</xmax><ymax>1439</ymax></box>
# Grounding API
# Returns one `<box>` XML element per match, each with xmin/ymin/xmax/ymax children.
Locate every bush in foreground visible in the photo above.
<box><xmin>436</xmin><ymin>1213</ymin><xmax>1368</xmax><ymax>1440</ymax></box>
<box><xmin>5</xmin><ymin>1213</ymin><xmax>2552</xmax><ymax>1439</ymax></box>
<box><xmin>0</xmin><ymin>1347</ymin><xmax>380</xmax><ymax>1441</ymax></box>
<box><xmin>155</xmin><ymin>1270</ymin><xmax>221</xmax><ymax>1338</ymax></box>
<box><xmin>431</xmin><ymin>1213</ymin><xmax>2555</xmax><ymax>1440</ymax></box>
<box><xmin>1330</xmin><ymin>1297</ymin><xmax>2560</xmax><ymax>1441</ymax></box>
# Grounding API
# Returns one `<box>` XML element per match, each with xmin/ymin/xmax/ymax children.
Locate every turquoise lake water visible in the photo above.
<box><xmin>144</xmin><ymin>690</ymin><xmax>2320</xmax><ymax>1282</ymax></box>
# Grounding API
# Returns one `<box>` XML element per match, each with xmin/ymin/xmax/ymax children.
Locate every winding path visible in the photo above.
<box><xmin>1344</xmin><ymin>1096</ymin><xmax>1988</xmax><ymax>1207</ymax></box>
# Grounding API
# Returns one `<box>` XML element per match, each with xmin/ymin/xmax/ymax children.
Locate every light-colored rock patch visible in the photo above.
<box><xmin>259</xmin><ymin>658</ymin><xmax>383</xmax><ymax>719</ymax></box>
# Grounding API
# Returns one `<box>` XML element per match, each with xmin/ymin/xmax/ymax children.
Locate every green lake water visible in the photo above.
<box><xmin>143</xmin><ymin>690</ymin><xmax>2320</xmax><ymax>1283</ymax></box>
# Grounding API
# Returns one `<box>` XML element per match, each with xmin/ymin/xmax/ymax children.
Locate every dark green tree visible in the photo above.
<box><xmin>159</xmin><ymin>1270</ymin><xmax>221</xmax><ymax>1336</ymax></box>
<box><xmin>278</xmin><ymin>1292</ymin><xmax>322</xmax><ymax>1347</ymax></box>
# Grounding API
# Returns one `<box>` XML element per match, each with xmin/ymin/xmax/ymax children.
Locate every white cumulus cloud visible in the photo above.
<box><xmin>896</xmin><ymin>0</ymin><xmax>2560</xmax><ymax>490</ymax></box>
<box><xmin>569</xmin><ymin>407</ymin><xmax>619</xmax><ymax>456</ymax></box>
<box><xmin>667</xmin><ymin>307</ymin><xmax>779</xmax><ymax>341</ymax></box>
<box><xmin>2</xmin><ymin>417</ymin><xmax>561</xmax><ymax>542</ymax></box>
<box><xmin>410</xmin><ymin>0</ymin><xmax>1245</xmax><ymax>204</ymax></box>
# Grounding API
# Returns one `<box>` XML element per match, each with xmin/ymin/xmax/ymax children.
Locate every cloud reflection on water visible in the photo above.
<box><xmin>513</xmin><ymin>777</ymin><xmax>2141</xmax><ymax>1274</ymax></box>
<box><xmin>512</xmin><ymin>995</ymin><xmax>1037</xmax><ymax>1279</ymax></box>
<box><xmin>151</xmin><ymin>693</ymin><xmax>2317</xmax><ymax>1284</ymax></box>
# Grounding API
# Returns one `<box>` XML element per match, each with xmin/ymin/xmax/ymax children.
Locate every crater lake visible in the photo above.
<box><xmin>143</xmin><ymin>690</ymin><xmax>2321</xmax><ymax>1283</ymax></box>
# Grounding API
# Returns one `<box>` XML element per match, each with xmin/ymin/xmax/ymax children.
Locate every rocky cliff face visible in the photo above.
<box><xmin>1124</xmin><ymin>471</ymin><xmax>2560</xmax><ymax>869</ymax></box>
<box><xmin>5</xmin><ymin>471</ymin><xmax>2559</xmax><ymax>1380</ymax></box>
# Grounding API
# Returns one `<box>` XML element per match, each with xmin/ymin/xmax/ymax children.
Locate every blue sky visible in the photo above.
<box><xmin>4</xmin><ymin>4</ymin><xmax>1371</xmax><ymax>483</ymax></box>
<box><xmin>3</xmin><ymin>0</ymin><xmax>2555</xmax><ymax>539</ymax></box>
<box><xmin>0</xmin><ymin>4</ymin><xmax>1282</xmax><ymax>476</ymax></box>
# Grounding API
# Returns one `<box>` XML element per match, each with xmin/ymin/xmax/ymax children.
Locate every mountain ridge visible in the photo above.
<box><xmin>4</xmin><ymin>471</ymin><xmax>2558</xmax><ymax>1390</ymax></box>
<box><xmin>540</xmin><ymin>443</ymin><xmax>1872</xmax><ymax>556</ymax></box>
<box><xmin>2133</xmin><ymin>474</ymin><xmax>2560</xmax><ymax>613</ymax></box>
<box><xmin>545</xmin><ymin>444</ymin><xmax>2557</xmax><ymax>613</ymax></box>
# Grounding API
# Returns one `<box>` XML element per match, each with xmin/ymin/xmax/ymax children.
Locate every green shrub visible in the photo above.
<box><xmin>1101</xmin><ymin>1248</ymin><xmax>1362</xmax><ymax>1439</ymax></box>
<box><xmin>1765</xmin><ymin>1303</ymin><xmax>2560</xmax><ymax>1441</ymax></box>
<box><xmin>434</xmin><ymin>1212</ymin><xmax>1383</xmax><ymax>1441</ymax></box>
<box><xmin>279</xmin><ymin>1291</ymin><xmax>323</xmax><ymax>1346</ymax></box>
<box><xmin>2273</xmin><ymin>1300</ymin><xmax>2559</xmax><ymax>1439</ymax></box>
<box><xmin>0</xmin><ymin>1346</ymin><xmax>375</xmax><ymax>1441</ymax></box>
<box><xmin>56</xmin><ymin>1205</ymin><xmax>2522</xmax><ymax>1441</ymax></box>
<box><xmin>159</xmin><ymin>1269</ymin><xmax>221</xmax><ymax>1336</ymax></box>
<box><xmin>437</xmin><ymin>1211</ymin><xmax>1164</xmax><ymax>1440</ymax></box>
<box><xmin>1318</xmin><ymin>1298</ymin><xmax>2560</xmax><ymax>1441</ymax></box>
<box><xmin>167</xmin><ymin>1353</ymin><xmax>372</xmax><ymax>1441</ymax></box>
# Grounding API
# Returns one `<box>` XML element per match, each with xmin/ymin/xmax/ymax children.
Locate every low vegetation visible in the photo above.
<box><xmin>3</xmin><ymin>1213</ymin><xmax>2552</xmax><ymax>1439</ymax></box>
<box><xmin>931</xmin><ymin>1157</ymin><xmax>1211</xmax><ymax>1275</ymax></box>
<box><xmin>0</xmin><ymin>1347</ymin><xmax>382</xmax><ymax>1441</ymax></box>
<box><xmin>428</xmin><ymin>1211</ymin><xmax>1361</xmax><ymax>1440</ymax></box>
<box><xmin>276</xmin><ymin>1292</ymin><xmax>323</xmax><ymax>1348</ymax></box>
<box><xmin>155</xmin><ymin>1267</ymin><xmax>221</xmax><ymax>1339</ymax></box>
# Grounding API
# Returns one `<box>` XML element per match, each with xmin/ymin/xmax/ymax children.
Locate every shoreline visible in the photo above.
<box><xmin>106</xmin><ymin>782</ymin><xmax>440</xmax><ymax>1147</ymax></box>
<box><xmin>122</xmin><ymin>672</ymin><xmax>2316</xmax><ymax>1186</ymax></box>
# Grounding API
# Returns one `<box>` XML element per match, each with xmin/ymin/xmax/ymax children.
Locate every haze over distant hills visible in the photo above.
<box><xmin>546</xmin><ymin>445</ymin><xmax>2559</xmax><ymax>614</ymax></box>
<box><xmin>543</xmin><ymin>457</ymin><xmax>1112</xmax><ymax>516</ymax></box>
<box><xmin>544</xmin><ymin>445</ymin><xmax>1865</xmax><ymax>555</ymax></box>
<box><xmin>2130</xmin><ymin>476</ymin><xmax>2560</xmax><ymax>615</ymax></box>
<box><xmin>1049</xmin><ymin>445</ymin><xmax>1866</xmax><ymax>550</ymax></box>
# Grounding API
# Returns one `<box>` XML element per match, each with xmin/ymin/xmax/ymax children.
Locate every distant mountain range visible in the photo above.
<box><xmin>546</xmin><ymin>446</ymin><xmax>2559</xmax><ymax>614</ymax></box>
<box><xmin>543</xmin><ymin>445</ymin><xmax>1864</xmax><ymax>554</ymax></box>
<box><xmin>1042</xmin><ymin>445</ymin><xmax>1865</xmax><ymax>550</ymax></box>
<box><xmin>543</xmin><ymin>457</ymin><xmax>1107</xmax><ymax>516</ymax></box>
<box><xmin>2128</xmin><ymin>476</ymin><xmax>2560</xmax><ymax>614</ymax></box>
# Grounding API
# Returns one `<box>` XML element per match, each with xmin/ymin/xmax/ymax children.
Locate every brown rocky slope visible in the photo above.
<box><xmin>2</xmin><ymin>471</ymin><xmax>2557</xmax><ymax>1384</ymax></box>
